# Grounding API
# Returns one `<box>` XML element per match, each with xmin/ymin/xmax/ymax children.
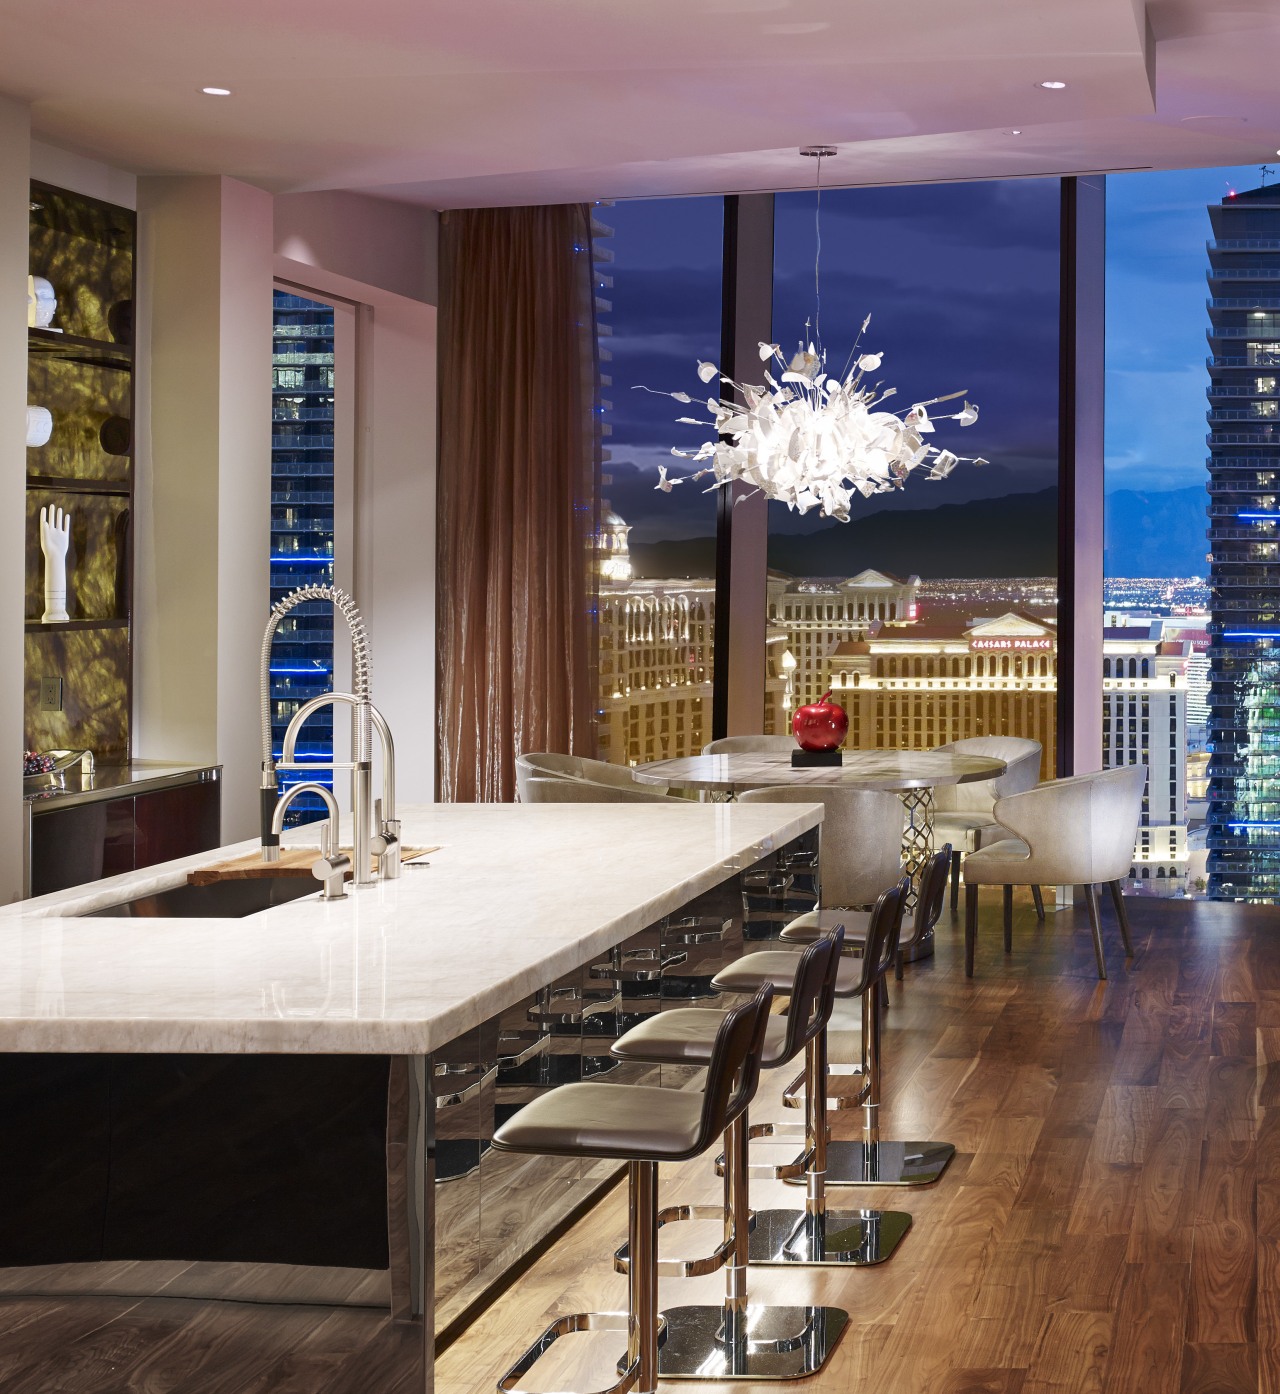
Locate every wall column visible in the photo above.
<box><xmin>1057</xmin><ymin>175</ymin><xmax>1106</xmax><ymax>775</ymax></box>
<box><xmin>713</xmin><ymin>193</ymin><xmax>774</xmax><ymax>738</ymax></box>
<box><xmin>134</xmin><ymin>176</ymin><xmax>273</xmax><ymax>842</ymax></box>
<box><xmin>0</xmin><ymin>97</ymin><xmax>31</xmax><ymax>901</ymax></box>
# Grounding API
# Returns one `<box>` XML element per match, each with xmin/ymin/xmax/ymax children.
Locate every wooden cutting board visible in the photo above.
<box><xmin>188</xmin><ymin>846</ymin><xmax>438</xmax><ymax>885</ymax></box>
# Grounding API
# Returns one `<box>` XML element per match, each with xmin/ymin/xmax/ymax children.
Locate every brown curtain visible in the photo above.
<box><xmin>436</xmin><ymin>205</ymin><xmax>600</xmax><ymax>801</ymax></box>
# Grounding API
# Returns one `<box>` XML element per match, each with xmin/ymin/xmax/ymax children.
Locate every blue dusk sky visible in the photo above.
<box><xmin>1105</xmin><ymin>161</ymin><xmax>1266</xmax><ymax>493</ymax></box>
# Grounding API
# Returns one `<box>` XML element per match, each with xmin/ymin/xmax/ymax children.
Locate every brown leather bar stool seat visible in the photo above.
<box><xmin>608</xmin><ymin>931</ymin><xmax>865</xmax><ymax>1381</ymax></box>
<box><xmin>776</xmin><ymin>851</ymin><xmax>958</xmax><ymax>1189</ymax></box>
<box><xmin>491</xmin><ymin>986</ymin><xmax>774</xmax><ymax>1394</ymax></box>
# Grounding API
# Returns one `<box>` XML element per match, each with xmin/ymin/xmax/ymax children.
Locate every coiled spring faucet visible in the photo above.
<box><xmin>259</xmin><ymin>584</ymin><xmax>395</xmax><ymax>888</ymax></box>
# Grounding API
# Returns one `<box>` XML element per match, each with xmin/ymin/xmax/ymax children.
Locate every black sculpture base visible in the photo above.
<box><xmin>791</xmin><ymin>749</ymin><xmax>842</xmax><ymax>768</ymax></box>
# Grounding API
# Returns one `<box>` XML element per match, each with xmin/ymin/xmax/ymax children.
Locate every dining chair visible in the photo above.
<box><xmin>930</xmin><ymin>736</ymin><xmax>1043</xmax><ymax>914</ymax></box>
<box><xmin>737</xmin><ymin>786</ymin><xmax>904</xmax><ymax>912</ymax></box>
<box><xmin>962</xmin><ymin>762</ymin><xmax>1148</xmax><ymax>979</ymax></box>
<box><xmin>515</xmin><ymin>751</ymin><xmax>673</xmax><ymax>802</ymax></box>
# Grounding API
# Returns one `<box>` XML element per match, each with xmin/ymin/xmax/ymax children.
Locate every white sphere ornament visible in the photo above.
<box><xmin>26</xmin><ymin>406</ymin><xmax>53</xmax><ymax>448</ymax></box>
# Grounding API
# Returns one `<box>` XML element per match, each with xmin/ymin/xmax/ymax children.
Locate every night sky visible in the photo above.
<box><xmin>602</xmin><ymin>178</ymin><xmax>1060</xmax><ymax>548</ymax></box>
<box><xmin>601</xmin><ymin>162</ymin><xmax>1264</xmax><ymax>576</ymax></box>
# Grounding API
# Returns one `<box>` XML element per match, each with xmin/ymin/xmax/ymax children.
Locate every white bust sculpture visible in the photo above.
<box><xmin>39</xmin><ymin>506</ymin><xmax>71</xmax><ymax>623</ymax></box>
<box><xmin>27</xmin><ymin>276</ymin><xmax>57</xmax><ymax>330</ymax></box>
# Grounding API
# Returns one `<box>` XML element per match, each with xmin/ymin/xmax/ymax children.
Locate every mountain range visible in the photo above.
<box><xmin>626</xmin><ymin>484</ymin><xmax>1210</xmax><ymax>581</ymax></box>
<box><xmin>629</xmin><ymin>487</ymin><xmax>1059</xmax><ymax>580</ymax></box>
<box><xmin>1103</xmin><ymin>486</ymin><xmax>1207</xmax><ymax>577</ymax></box>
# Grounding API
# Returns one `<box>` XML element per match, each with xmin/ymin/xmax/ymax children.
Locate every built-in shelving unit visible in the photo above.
<box><xmin>26</xmin><ymin>181</ymin><xmax>136</xmax><ymax>764</ymax></box>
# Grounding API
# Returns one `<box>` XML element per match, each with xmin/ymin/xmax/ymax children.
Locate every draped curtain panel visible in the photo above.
<box><xmin>436</xmin><ymin>205</ymin><xmax>600</xmax><ymax>802</ymax></box>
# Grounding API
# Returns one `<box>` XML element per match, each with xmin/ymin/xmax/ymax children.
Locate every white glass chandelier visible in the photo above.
<box><xmin>647</xmin><ymin>148</ymin><xmax>986</xmax><ymax>523</ymax></box>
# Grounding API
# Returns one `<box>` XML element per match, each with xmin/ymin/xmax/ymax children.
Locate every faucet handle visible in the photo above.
<box><xmin>311</xmin><ymin>849</ymin><xmax>351</xmax><ymax>900</ymax></box>
<box><xmin>373</xmin><ymin>817</ymin><xmax>402</xmax><ymax>881</ymax></box>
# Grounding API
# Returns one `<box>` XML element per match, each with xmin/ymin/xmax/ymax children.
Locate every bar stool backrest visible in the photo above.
<box><xmin>840</xmin><ymin>877</ymin><xmax>910</xmax><ymax>996</ymax></box>
<box><xmin>689</xmin><ymin>985</ymin><xmax>774</xmax><ymax>1159</ymax></box>
<box><xmin>899</xmin><ymin>845</ymin><xmax>952</xmax><ymax>957</ymax></box>
<box><xmin>779</xmin><ymin>926</ymin><xmax>845</xmax><ymax>1060</ymax></box>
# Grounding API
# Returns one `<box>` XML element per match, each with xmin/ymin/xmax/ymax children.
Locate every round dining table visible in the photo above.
<box><xmin>633</xmin><ymin>748</ymin><xmax>1006</xmax><ymax>953</ymax></box>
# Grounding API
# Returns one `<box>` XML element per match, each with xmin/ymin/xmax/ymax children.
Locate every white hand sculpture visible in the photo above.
<box><xmin>40</xmin><ymin>505</ymin><xmax>71</xmax><ymax>623</ymax></box>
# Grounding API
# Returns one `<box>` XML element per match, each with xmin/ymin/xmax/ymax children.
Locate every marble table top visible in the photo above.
<box><xmin>632</xmin><ymin>749</ymin><xmax>1007</xmax><ymax>794</ymax></box>
<box><xmin>0</xmin><ymin>801</ymin><xmax>822</xmax><ymax>1057</ymax></box>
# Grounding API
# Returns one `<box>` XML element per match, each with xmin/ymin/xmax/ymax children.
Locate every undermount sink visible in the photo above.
<box><xmin>84</xmin><ymin>876</ymin><xmax>320</xmax><ymax>919</ymax></box>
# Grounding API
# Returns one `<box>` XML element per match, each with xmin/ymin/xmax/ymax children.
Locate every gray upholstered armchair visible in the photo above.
<box><xmin>962</xmin><ymin>763</ymin><xmax>1147</xmax><ymax>980</ymax></box>
<box><xmin>930</xmin><ymin>736</ymin><xmax>1043</xmax><ymax>912</ymax></box>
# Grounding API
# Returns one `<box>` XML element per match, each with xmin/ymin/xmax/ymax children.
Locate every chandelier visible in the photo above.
<box><xmin>647</xmin><ymin>148</ymin><xmax>986</xmax><ymax>523</ymax></box>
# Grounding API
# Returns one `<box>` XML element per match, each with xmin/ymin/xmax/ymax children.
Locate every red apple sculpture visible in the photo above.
<box><xmin>792</xmin><ymin>691</ymin><xmax>849</xmax><ymax>752</ymax></box>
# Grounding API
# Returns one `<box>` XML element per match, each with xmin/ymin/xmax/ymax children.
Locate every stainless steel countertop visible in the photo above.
<box><xmin>25</xmin><ymin>761</ymin><xmax>220</xmax><ymax>811</ymax></box>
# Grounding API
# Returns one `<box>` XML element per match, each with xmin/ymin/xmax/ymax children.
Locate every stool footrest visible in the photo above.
<box><xmin>826</xmin><ymin>1078</ymin><xmax>872</xmax><ymax>1111</ymax></box>
<box><xmin>499</xmin><ymin>1310</ymin><xmax>665</xmax><ymax>1394</ymax></box>
<box><xmin>780</xmin><ymin>1066</ymin><xmax>807</xmax><ymax>1109</ymax></box>
<box><xmin>714</xmin><ymin>1123</ymin><xmax>814</xmax><ymax>1181</ymax></box>
<box><xmin>613</xmin><ymin>1205</ymin><xmax>754</xmax><ymax>1279</ymax></box>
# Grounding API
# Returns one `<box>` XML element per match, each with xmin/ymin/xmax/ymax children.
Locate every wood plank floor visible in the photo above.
<box><xmin>2</xmin><ymin>890</ymin><xmax>1277</xmax><ymax>1393</ymax></box>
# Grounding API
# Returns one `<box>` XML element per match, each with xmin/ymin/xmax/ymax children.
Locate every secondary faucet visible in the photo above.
<box><xmin>259</xmin><ymin>584</ymin><xmax>390</xmax><ymax>887</ymax></box>
<box><xmin>282</xmin><ymin>693</ymin><xmax>401</xmax><ymax>880</ymax></box>
<box><xmin>271</xmin><ymin>783</ymin><xmax>351</xmax><ymax>900</ymax></box>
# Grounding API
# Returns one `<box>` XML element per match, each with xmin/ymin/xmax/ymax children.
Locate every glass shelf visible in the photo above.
<box><xmin>25</xmin><ymin>618</ymin><xmax>129</xmax><ymax>634</ymax></box>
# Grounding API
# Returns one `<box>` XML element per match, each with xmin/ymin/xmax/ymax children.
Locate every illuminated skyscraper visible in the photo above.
<box><xmin>1205</xmin><ymin>182</ymin><xmax>1280</xmax><ymax>900</ymax></box>
<box><xmin>270</xmin><ymin>291</ymin><xmax>336</xmax><ymax>824</ymax></box>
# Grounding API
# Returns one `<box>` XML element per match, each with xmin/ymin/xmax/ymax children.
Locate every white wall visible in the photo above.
<box><xmin>30</xmin><ymin>140</ymin><xmax>136</xmax><ymax>210</ymax></box>
<box><xmin>0</xmin><ymin>97</ymin><xmax>31</xmax><ymax>901</ymax></box>
<box><xmin>134</xmin><ymin>176</ymin><xmax>273</xmax><ymax>842</ymax></box>
<box><xmin>274</xmin><ymin>190</ymin><xmax>438</xmax><ymax>306</ymax></box>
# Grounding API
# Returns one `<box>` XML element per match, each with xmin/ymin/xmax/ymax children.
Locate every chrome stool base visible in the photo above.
<box><xmin>802</xmin><ymin>1139</ymin><xmax>957</xmax><ymax>1187</ymax></box>
<box><xmin>747</xmin><ymin>1206</ymin><xmax>912</xmax><ymax>1265</ymax></box>
<box><xmin>655</xmin><ymin>1303</ymin><xmax>849</xmax><ymax>1381</ymax></box>
<box><xmin>500</xmin><ymin>1311</ymin><xmax>667</xmax><ymax>1394</ymax></box>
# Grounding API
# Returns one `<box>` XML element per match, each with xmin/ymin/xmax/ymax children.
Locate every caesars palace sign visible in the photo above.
<box><xmin>969</xmin><ymin>636</ymin><xmax>1054</xmax><ymax>651</ymax></box>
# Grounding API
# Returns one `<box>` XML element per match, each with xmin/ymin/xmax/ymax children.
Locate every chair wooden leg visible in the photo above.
<box><xmin>894</xmin><ymin>948</ymin><xmax>904</xmax><ymax>982</ymax></box>
<box><xmin>964</xmin><ymin>884</ymin><xmax>978</xmax><ymax>977</ymax></box>
<box><xmin>1082</xmin><ymin>883</ymin><xmax>1107</xmax><ymax>980</ymax></box>
<box><xmin>950</xmin><ymin>851</ymin><xmax>962</xmax><ymax>914</ymax></box>
<box><xmin>1031</xmin><ymin>884</ymin><xmax>1045</xmax><ymax>921</ymax></box>
<box><xmin>1108</xmin><ymin>879</ymin><xmax>1134</xmax><ymax>957</ymax></box>
<box><xmin>1002</xmin><ymin>885</ymin><xmax>1013</xmax><ymax>953</ymax></box>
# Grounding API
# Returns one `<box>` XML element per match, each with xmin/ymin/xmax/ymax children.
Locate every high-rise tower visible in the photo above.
<box><xmin>1205</xmin><ymin>182</ymin><xmax>1280</xmax><ymax>901</ymax></box>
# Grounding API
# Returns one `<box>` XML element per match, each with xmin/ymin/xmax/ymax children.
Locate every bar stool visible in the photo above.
<box><xmin>780</xmin><ymin>843</ymin><xmax>953</xmax><ymax>980</ymax></box>
<box><xmin>492</xmin><ymin>985</ymin><xmax>775</xmax><ymax>1394</ymax></box>
<box><xmin>779</xmin><ymin>854</ymin><xmax>957</xmax><ymax>1188</ymax></box>
<box><xmin>607</xmin><ymin>929</ymin><xmax>871</xmax><ymax>1380</ymax></box>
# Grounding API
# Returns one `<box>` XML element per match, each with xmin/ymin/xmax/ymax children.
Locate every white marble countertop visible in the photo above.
<box><xmin>0</xmin><ymin>801</ymin><xmax>821</xmax><ymax>1057</ymax></box>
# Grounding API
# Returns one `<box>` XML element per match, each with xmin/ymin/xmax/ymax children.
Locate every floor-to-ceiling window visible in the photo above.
<box><xmin>270</xmin><ymin>290</ymin><xmax>337</xmax><ymax>825</ymax></box>
<box><xmin>594</xmin><ymin>197</ymin><xmax>723</xmax><ymax>765</ymax></box>
<box><xmin>767</xmin><ymin>180</ymin><xmax>1060</xmax><ymax>771</ymax></box>
<box><xmin>1103</xmin><ymin>164</ymin><xmax>1271</xmax><ymax>900</ymax></box>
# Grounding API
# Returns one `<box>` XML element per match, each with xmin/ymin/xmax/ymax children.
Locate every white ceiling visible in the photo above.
<box><xmin>2</xmin><ymin>0</ymin><xmax>1279</xmax><ymax>206</ymax></box>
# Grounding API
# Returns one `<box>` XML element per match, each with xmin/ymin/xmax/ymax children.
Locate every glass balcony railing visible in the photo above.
<box><xmin>1209</xmin><ymin>239</ymin><xmax>1280</xmax><ymax>250</ymax></box>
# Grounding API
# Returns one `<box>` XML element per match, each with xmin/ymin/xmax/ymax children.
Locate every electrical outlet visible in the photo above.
<box><xmin>39</xmin><ymin>676</ymin><xmax>62</xmax><ymax>712</ymax></box>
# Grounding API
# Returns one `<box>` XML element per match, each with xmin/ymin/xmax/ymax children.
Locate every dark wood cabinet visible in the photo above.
<box><xmin>28</xmin><ymin>771</ymin><xmax>221</xmax><ymax>898</ymax></box>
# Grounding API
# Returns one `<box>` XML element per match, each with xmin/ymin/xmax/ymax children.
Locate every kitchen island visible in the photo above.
<box><xmin>0</xmin><ymin>799</ymin><xmax>822</xmax><ymax>1391</ymax></box>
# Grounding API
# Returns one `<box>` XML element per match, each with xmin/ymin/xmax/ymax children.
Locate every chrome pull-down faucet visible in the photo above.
<box><xmin>259</xmin><ymin>584</ymin><xmax>395</xmax><ymax>887</ymax></box>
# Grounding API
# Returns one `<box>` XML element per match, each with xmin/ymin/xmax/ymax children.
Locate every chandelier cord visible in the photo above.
<box><xmin>813</xmin><ymin>151</ymin><xmax>824</xmax><ymax>354</ymax></box>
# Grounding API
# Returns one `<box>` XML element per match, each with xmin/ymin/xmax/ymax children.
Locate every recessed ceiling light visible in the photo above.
<box><xmin>1010</xmin><ymin>129</ymin><xmax>1023</xmax><ymax>135</ymax></box>
<box><xmin>1038</xmin><ymin>80</ymin><xmax>1067</xmax><ymax>90</ymax></box>
<box><xmin>202</xmin><ymin>86</ymin><xmax>232</xmax><ymax>96</ymax></box>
